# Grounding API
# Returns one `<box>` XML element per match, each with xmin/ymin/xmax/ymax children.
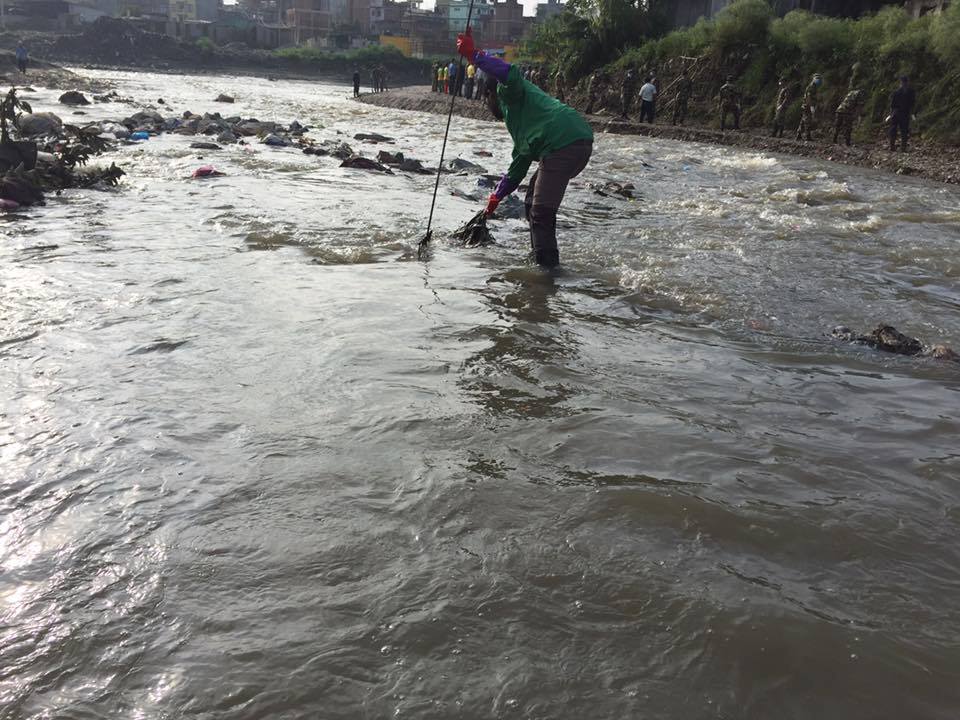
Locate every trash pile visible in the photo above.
<box><xmin>1</xmin><ymin>88</ymin><xmax>123</xmax><ymax>211</ymax></box>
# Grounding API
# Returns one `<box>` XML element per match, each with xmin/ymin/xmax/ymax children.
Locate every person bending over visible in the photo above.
<box><xmin>457</xmin><ymin>28</ymin><xmax>593</xmax><ymax>268</ymax></box>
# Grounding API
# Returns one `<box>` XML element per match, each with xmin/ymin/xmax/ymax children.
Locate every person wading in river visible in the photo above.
<box><xmin>457</xmin><ymin>27</ymin><xmax>593</xmax><ymax>269</ymax></box>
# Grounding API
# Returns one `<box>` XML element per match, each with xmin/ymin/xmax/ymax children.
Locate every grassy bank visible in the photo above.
<box><xmin>530</xmin><ymin>0</ymin><xmax>960</xmax><ymax>144</ymax></box>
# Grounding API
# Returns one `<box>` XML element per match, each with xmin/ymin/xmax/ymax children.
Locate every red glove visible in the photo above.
<box><xmin>457</xmin><ymin>27</ymin><xmax>476</xmax><ymax>62</ymax></box>
<box><xmin>484</xmin><ymin>193</ymin><xmax>500</xmax><ymax>216</ymax></box>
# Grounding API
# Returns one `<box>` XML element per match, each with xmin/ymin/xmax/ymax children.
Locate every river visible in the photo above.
<box><xmin>2</xmin><ymin>70</ymin><xmax>959</xmax><ymax>719</ymax></box>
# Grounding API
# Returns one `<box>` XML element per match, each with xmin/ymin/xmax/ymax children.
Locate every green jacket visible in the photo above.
<box><xmin>497</xmin><ymin>65</ymin><xmax>593</xmax><ymax>185</ymax></box>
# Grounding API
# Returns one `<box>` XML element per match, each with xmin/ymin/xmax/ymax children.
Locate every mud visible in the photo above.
<box><xmin>357</xmin><ymin>86</ymin><xmax>960</xmax><ymax>186</ymax></box>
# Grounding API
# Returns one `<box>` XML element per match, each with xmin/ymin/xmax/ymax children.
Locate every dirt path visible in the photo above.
<box><xmin>357</xmin><ymin>86</ymin><xmax>960</xmax><ymax>186</ymax></box>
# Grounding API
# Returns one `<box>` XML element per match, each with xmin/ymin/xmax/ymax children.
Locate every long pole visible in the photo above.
<box><xmin>417</xmin><ymin>0</ymin><xmax>476</xmax><ymax>260</ymax></box>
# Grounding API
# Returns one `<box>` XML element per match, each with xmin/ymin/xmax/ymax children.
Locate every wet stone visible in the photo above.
<box><xmin>340</xmin><ymin>155</ymin><xmax>393</xmax><ymax>173</ymax></box>
<box><xmin>59</xmin><ymin>90</ymin><xmax>91</xmax><ymax>106</ymax></box>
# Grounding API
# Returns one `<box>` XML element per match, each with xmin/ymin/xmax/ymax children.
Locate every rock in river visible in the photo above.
<box><xmin>445</xmin><ymin>158</ymin><xmax>487</xmax><ymax>174</ymax></box>
<box><xmin>18</xmin><ymin>112</ymin><xmax>64</xmax><ymax>137</ymax></box>
<box><xmin>354</xmin><ymin>132</ymin><xmax>394</xmax><ymax>144</ymax></box>
<box><xmin>215</xmin><ymin>94</ymin><xmax>235</xmax><ymax>103</ymax></box>
<box><xmin>190</xmin><ymin>142</ymin><xmax>222</xmax><ymax>150</ymax></box>
<box><xmin>340</xmin><ymin>156</ymin><xmax>393</xmax><ymax>173</ymax></box>
<box><xmin>376</xmin><ymin>150</ymin><xmax>404</xmax><ymax>165</ymax></box>
<box><xmin>59</xmin><ymin>91</ymin><xmax>91</xmax><ymax>106</ymax></box>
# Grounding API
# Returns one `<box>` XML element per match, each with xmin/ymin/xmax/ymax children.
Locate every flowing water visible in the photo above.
<box><xmin>2</xmin><ymin>70</ymin><xmax>959</xmax><ymax>719</ymax></box>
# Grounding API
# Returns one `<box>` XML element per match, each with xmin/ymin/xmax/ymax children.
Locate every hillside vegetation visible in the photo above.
<box><xmin>529</xmin><ymin>0</ymin><xmax>960</xmax><ymax>143</ymax></box>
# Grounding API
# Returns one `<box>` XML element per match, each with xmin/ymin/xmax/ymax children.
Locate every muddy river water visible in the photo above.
<box><xmin>2</xmin><ymin>70</ymin><xmax>959</xmax><ymax>719</ymax></box>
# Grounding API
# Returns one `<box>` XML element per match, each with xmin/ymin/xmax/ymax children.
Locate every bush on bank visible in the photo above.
<box><xmin>529</xmin><ymin>0</ymin><xmax>960</xmax><ymax>143</ymax></box>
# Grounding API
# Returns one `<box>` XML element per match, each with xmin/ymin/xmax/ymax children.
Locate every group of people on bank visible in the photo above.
<box><xmin>580</xmin><ymin>66</ymin><xmax>917</xmax><ymax>151</ymax></box>
<box><xmin>352</xmin><ymin>66</ymin><xmax>389</xmax><ymax>97</ymax></box>
<box><xmin>431</xmin><ymin>59</ymin><xmax>487</xmax><ymax>100</ymax></box>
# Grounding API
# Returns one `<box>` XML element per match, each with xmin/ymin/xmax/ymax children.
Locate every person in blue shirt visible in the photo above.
<box><xmin>16</xmin><ymin>43</ymin><xmax>28</xmax><ymax>75</ymax></box>
<box><xmin>447</xmin><ymin>60</ymin><xmax>457</xmax><ymax>95</ymax></box>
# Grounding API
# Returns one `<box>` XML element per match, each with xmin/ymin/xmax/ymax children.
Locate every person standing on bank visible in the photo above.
<box><xmin>672</xmin><ymin>69</ymin><xmax>692</xmax><ymax>125</ymax></box>
<box><xmin>457</xmin><ymin>28</ymin><xmax>593</xmax><ymax>269</ymax></box>
<box><xmin>889</xmin><ymin>75</ymin><xmax>916</xmax><ymax>152</ymax></box>
<box><xmin>465</xmin><ymin>61</ymin><xmax>476</xmax><ymax>99</ymax></box>
<box><xmin>638</xmin><ymin>76</ymin><xmax>657</xmax><ymax>123</ymax></box>
<box><xmin>15</xmin><ymin>43</ymin><xmax>28</xmax><ymax>75</ymax></box>
<box><xmin>620</xmin><ymin>68</ymin><xmax>638</xmax><ymax>118</ymax></box>
<box><xmin>353</xmin><ymin>68</ymin><xmax>361</xmax><ymax>97</ymax></box>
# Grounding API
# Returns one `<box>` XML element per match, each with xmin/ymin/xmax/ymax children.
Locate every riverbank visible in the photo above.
<box><xmin>0</xmin><ymin>17</ymin><xmax>430</xmax><ymax>88</ymax></box>
<box><xmin>357</xmin><ymin>86</ymin><xmax>960</xmax><ymax>185</ymax></box>
<box><xmin>0</xmin><ymin>51</ymin><xmax>105</xmax><ymax>92</ymax></box>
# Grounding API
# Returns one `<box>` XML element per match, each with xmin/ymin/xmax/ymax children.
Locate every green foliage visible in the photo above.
<box><xmin>551</xmin><ymin>0</ymin><xmax>959</xmax><ymax>143</ymax></box>
<box><xmin>931</xmin><ymin>1</ymin><xmax>960</xmax><ymax>65</ymax></box>
<box><xmin>195</xmin><ymin>36</ymin><xmax>215</xmax><ymax>53</ymax></box>
<box><xmin>713</xmin><ymin>0</ymin><xmax>773</xmax><ymax>55</ymax></box>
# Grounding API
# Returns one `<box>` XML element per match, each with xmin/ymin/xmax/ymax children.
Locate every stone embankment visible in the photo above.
<box><xmin>357</xmin><ymin>86</ymin><xmax>960</xmax><ymax>186</ymax></box>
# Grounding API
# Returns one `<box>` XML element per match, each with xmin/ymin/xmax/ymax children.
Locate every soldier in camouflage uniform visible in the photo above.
<box><xmin>771</xmin><ymin>77</ymin><xmax>791</xmax><ymax>137</ymax></box>
<box><xmin>717</xmin><ymin>75</ymin><xmax>741</xmax><ymax>131</ymax></box>
<box><xmin>796</xmin><ymin>73</ymin><xmax>822</xmax><ymax>141</ymax></box>
<box><xmin>832</xmin><ymin>89</ymin><xmax>864</xmax><ymax>146</ymax></box>
<box><xmin>553</xmin><ymin>67</ymin><xmax>566</xmax><ymax>103</ymax></box>
<box><xmin>672</xmin><ymin>69</ymin><xmax>693</xmax><ymax>125</ymax></box>
<box><xmin>620</xmin><ymin>68</ymin><xmax>638</xmax><ymax>117</ymax></box>
<box><xmin>585</xmin><ymin>71</ymin><xmax>603</xmax><ymax>114</ymax></box>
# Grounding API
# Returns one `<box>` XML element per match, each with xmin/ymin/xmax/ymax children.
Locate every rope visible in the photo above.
<box><xmin>417</xmin><ymin>0</ymin><xmax>477</xmax><ymax>261</ymax></box>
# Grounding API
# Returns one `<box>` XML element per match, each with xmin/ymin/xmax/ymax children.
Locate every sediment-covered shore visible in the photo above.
<box><xmin>357</xmin><ymin>86</ymin><xmax>960</xmax><ymax>185</ymax></box>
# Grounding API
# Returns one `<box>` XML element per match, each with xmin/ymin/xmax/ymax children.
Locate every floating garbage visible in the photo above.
<box><xmin>451</xmin><ymin>210</ymin><xmax>494</xmax><ymax>248</ymax></box>
<box><xmin>131</xmin><ymin>131</ymin><xmax>150</xmax><ymax>141</ymax></box>
<box><xmin>191</xmin><ymin>165</ymin><xmax>225</xmax><ymax>178</ymax></box>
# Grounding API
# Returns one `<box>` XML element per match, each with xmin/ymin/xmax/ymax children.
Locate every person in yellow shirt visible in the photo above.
<box><xmin>465</xmin><ymin>62</ymin><xmax>476</xmax><ymax>99</ymax></box>
<box><xmin>442</xmin><ymin>65</ymin><xmax>449</xmax><ymax>94</ymax></box>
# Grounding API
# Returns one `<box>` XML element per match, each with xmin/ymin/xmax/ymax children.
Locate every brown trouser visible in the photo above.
<box><xmin>524</xmin><ymin>138</ymin><xmax>593</xmax><ymax>211</ymax></box>
<box><xmin>524</xmin><ymin>139</ymin><xmax>593</xmax><ymax>267</ymax></box>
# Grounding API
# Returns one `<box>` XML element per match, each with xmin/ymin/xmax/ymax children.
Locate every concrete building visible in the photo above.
<box><xmin>443</xmin><ymin>0</ymin><xmax>494</xmax><ymax>39</ymax></box>
<box><xmin>489</xmin><ymin>0</ymin><xmax>524</xmax><ymax>44</ymax></box>
<box><xmin>534</xmin><ymin>0</ymin><xmax>561</xmax><ymax>21</ymax></box>
<box><xmin>368</xmin><ymin>0</ymin><xmax>403</xmax><ymax>34</ymax></box>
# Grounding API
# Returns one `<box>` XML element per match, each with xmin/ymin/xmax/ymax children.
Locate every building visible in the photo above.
<box><xmin>444</xmin><ymin>0</ymin><xmax>494</xmax><ymax>40</ymax></box>
<box><xmin>368</xmin><ymin>0</ymin><xmax>403</xmax><ymax>33</ymax></box>
<box><xmin>282</xmin><ymin>0</ymin><xmax>351</xmax><ymax>42</ymax></box>
<box><xmin>488</xmin><ymin>0</ymin><xmax>524</xmax><ymax>44</ymax></box>
<box><xmin>535</xmin><ymin>0</ymin><xmax>561</xmax><ymax>21</ymax></box>
<box><xmin>399</xmin><ymin>5</ymin><xmax>449</xmax><ymax>55</ymax></box>
<box><xmin>348</xmin><ymin>0</ymin><xmax>369</xmax><ymax>32</ymax></box>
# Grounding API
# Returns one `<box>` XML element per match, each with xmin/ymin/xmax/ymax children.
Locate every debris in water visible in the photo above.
<box><xmin>191</xmin><ymin>165</ymin><xmax>225</xmax><ymax>178</ymax></box>
<box><xmin>831</xmin><ymin>324</ymin><xmax>957</xmax><ymax>361</ymax></box>
<box><xmin>589</xmin><ymin>180</ymin><xmax>638</xmax><ymax>199</ymax></box>
<box><xmin>451</xmin><ymin>210</ymin><xmax>494</xmax><ymax>248</ymax></box>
